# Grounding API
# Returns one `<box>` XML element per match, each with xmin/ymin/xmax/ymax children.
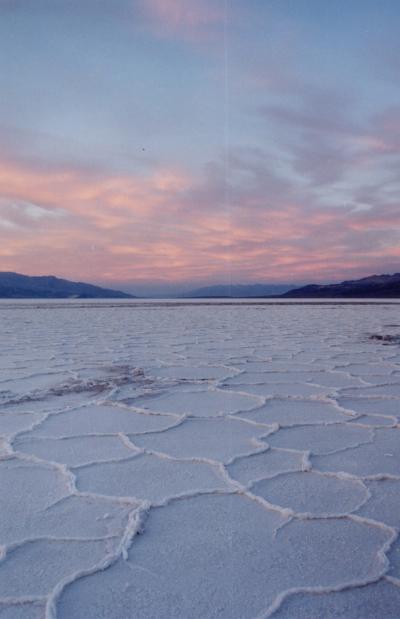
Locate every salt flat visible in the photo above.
<box><xmin>1</xmin><ymin>299</ymin><xmax>400</xmax><ymax>618</ymax></box>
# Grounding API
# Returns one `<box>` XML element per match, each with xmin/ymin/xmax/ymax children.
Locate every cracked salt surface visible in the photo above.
<box><xmin>57</xmin><ymin>495</ymin><xmax>390</xmax><ymax>619</ymax></box>
<box><xmin>250</xmin><ymin>470</ymin><xmax>368</xmax><ymax>516</ymax></box>
<box><xmin>237</xmin><ymin>398</ymin><xmax>351</xmax><ymax>426</ymax></box>
<box><xmin>14</xmin><ymin>435</ymin><xmax>134</xmax><ymax>467</ymax></box>
<box><xmin>223</xmin><ymin>382</ymin><xmax>333</xmax><ymax>398</ymax></box>
<box><xmin>271</xmin><ymin>579</ymin><xmax>400</xmax><ymax>618</ymax></box>
<box><xmin>2</xmin><ymin>299</ymin><xmax>400</xmax><ymax>617</ymax></box>
<box><xmin>130</xmin><ymin>388</ymin><xmax>261</xmax><ymax>417</ymax></box>
<box><xmin>313</xmin><ymin>427</ymin><xmax>400</xmax><ymax>477</ymax></box>
<box><xmin>130</xmin><ymin>416</ymin><xmax>269</xmax><ymax>462</ymax></box>
<box><xmin>337</xmin><ymin>396</ymin><xmax>400</xmax><ymax>417</ymax></box>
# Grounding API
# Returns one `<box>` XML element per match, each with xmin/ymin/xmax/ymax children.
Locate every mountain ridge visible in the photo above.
<box><xmin>282</xmin><ymin>272</ymin><xmax>400</xmax><ymax>298</ymax></box>
<box><xmin>0</xmin><ymin>272</ymin><xmax>134</xmax><ymax>299</ymax></box>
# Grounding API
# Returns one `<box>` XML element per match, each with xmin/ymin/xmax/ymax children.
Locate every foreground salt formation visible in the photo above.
<box><xmin>1</xmin><ymin>299</ymin><xmax>400</xmax><ymax>617</ymax></box>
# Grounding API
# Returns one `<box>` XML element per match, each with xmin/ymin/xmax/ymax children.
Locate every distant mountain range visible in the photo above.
<box><xmin>183</xmin><ymin>283</ymin><xmax>295</xmax><ymax>298</ymax></box>
<box><xmin>283</xmin><ymin>273</ymin><xmax>400</xmax><ymax>298</ymax></box>
<box><xmin>0</xmin><ymin>272</ymin><xmax>133</xmax><ymax>299</ymax></box>
<box><xmin>2</xmin><ymin>271</ymin><xmax>399</xmax><ymax>299</ymax></box>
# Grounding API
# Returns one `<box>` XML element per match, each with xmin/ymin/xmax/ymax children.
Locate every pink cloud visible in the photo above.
<box><xmin>1</xmin><ymin>153</ymin><xmax>399</xmax><ymax>288</ymax></box>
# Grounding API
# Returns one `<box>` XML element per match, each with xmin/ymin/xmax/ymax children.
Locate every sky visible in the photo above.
<box><xmin>1</xmin><ymin>0</ymin><xmax>400</xmax><ymax>295</ymax></box>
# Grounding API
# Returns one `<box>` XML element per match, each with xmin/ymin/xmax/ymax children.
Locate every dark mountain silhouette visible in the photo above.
<box><xmin>282</xmin><ymin>273</ymin><xmax>400</xmax><ymax>298</ymax></box>
<box><xmin>0</xmin><ymin>272</ymin><xmax>134</xmax><ymax>298</ymax></box>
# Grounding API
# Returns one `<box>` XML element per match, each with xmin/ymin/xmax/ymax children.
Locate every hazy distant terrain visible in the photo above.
<box><xmin>183</xmin><ymin>283</ymin><xmax>295</xmax><ymax>297</ymax></box>
<box><xmin>0</xmin><ymin>272</ymin><xmax>133</xmax><ymax>299</ymax></box>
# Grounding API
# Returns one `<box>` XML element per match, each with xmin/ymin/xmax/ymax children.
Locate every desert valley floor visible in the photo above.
<box><xmin>2</xmin><ymin>299</ymin><xmax>400</xmax><ymax>618</ymax></box>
